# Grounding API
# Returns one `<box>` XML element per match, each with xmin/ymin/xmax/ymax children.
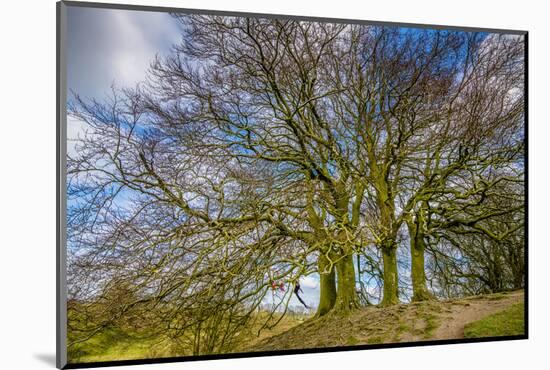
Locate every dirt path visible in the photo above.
<box><xmin>429</xmin><ymin>290</ymin><xmax>524</xmax><ymax>340</ymax></box>
<box><xmin>247</xmin><ymin>290</ymin><xmax>524</xmax><ymax>352</ymax></box>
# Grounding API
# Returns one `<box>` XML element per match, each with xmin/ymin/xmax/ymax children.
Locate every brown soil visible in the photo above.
<box><xmin>429</xmin><ymin>289</ymin><xmax>523</xmax><ymax>340</ymax></box>
<box><xmin>246</xmin><ymin>290</ymin><xmax>524</xmax><ymax>352</ymax></box>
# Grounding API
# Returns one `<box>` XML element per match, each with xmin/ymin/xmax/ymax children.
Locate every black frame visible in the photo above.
<box><xmin>56</xmin><ymin>1</ymin><xmax>529</xmax><ymax>368</ymax></box>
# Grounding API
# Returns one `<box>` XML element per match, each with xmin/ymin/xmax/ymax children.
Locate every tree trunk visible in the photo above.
<box><xmin>409</xmin><ymin>226</ymin><xmax>434</xmax><ymax>302</ymax></box>
<box><xmin>315</xmin><ymin>253</ymin><xmax>337</xmax><ymax>317</ymax></box>
<box><xmin>333</xmin><ymin>253</ymin><xmax>359</xmax><ymax>313</ymax></box>
<box><xmin>380</xmin><ymin>244</ymin><xmax>399</xmax><ymax>306</ymax></box>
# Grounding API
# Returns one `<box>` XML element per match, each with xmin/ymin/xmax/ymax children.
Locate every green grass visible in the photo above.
<box><xmin>366</xmin><ymin>336</ymin><xmax>383</xmax><ymax>344</ymax></box>
<box><xmin>423</xmin><ymin>313</ymin><xmax>439</xmax><ymax>338</ymax></box>
<box><xmin>464</xmin><ymin>302</ymin><xmax>525</xmax><ymax>338</ymax></box>
<box><xmin>346</xmin><ymin>335</ymin><xmax>360</xmax><ymax>345</ymax></box>
<box><xmin>392</xmin><ymin>322</ymin><xmax>410</xmax><ymax>341</ymax></box>
<box><xmin>68</xmin><ymin>326</ymin><xmax>176</xmax><ymax>363</ymax></box>
<box><xmin>68</xmin><ymin>311</ymin><xmax>310</xmax><ymax>363</ymax></box>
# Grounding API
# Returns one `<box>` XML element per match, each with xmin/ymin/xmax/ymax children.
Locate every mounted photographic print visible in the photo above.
<box><xmin>56</xmin><ymin>1</ymin><xmax>528</xmax><ymax>368</ymax></box>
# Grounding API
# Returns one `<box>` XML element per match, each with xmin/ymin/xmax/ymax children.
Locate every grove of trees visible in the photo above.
<box><xmin>66</xmin><ymin>14</ymin><xmax>525</xmax><ymax>356</ymax></box>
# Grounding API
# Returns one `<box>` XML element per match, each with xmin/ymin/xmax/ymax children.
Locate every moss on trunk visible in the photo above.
<box><xmin>315</xmin><ymin>254</ymin><xmax>337</xmax><ymax>317</ymax></box>
<box><xmin>410</xmin><ymin>240</ymin><xmax>434</xmax><ymax>302</ymax></box>
<box><xmin>380</xmin><ymin>245</ymin><xmax>399</xmax><ymax>306</ymax></box>
<box><xmin>407</xmin><ymin>220</ymin><xmax>434</xmax><ymax>302</ymax></box>
<box><xmin>333</xmin><ymin>253</ymin><xmax>359</xmax><ymax>313</ymax></box>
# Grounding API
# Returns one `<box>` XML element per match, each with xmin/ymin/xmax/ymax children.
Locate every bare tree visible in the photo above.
<box><xmin>66</xmin><ymin>14</ymin><xmax>525</xmax><ymax>356</ymax></box>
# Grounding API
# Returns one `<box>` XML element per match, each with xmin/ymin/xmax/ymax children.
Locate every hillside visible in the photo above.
<box><xmin>247</xmin><ymin>290</ymin><xmax>524</xmax><ymax>352</ymax></box>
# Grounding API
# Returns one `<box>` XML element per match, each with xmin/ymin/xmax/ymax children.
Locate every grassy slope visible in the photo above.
<box><xmin>68</xmin><ymin>290</ymin><xmax>524</xmax><ymax>363</ymax></box>
<box><xmin>248</xmin><ymin>290</ymin><xmax>525</xmax><ymax>352</ymax></box>
<box><xmin>68</xmin><ymin>312</ymin><xmax>309</xmax><ymax>364</ymax></box>
<box><xmin>68</xmin><ymin>327</ymin><xmax>178</xmax><ymax>363</ymax></box>
<box><xmin>464</xmin><ymin>302</ymin><xmax>525</xmax><ymax>338</ymax></box>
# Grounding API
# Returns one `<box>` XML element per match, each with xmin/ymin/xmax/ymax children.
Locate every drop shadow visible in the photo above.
<box><xmin>34</xmin><ymin>353</ymin><xmax>56</xmax><ymax>367</ymax></box>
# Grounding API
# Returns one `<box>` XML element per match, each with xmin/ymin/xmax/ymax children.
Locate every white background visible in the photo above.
<box><xmin>0</xmin><ymin>0</ymin><xmax>547</xmax><ymax>369</ymax></box>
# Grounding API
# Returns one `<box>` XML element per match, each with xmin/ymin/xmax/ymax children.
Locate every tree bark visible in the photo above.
<box><xmin>333</xmin><ymin>253</ymin><xmax>359</xmax><ymax>313</ymax></box>
<box><xmin>407</xmin><ymin>218</ymin><xmax>434</xmax><ymax>302</ymax></box>
<box><xmin>315</xmin><ymin>253</ymin><xmax>337</xmax><ymax>317</ymax></box>
<box><xmin>410</xmin><ymin>234</ymin><xmax>434</xmax><ymax>301</ymax></box>
<box><xmin>380</xmin><ymin>243</ymin><xmax>399</xmax><ymax>306</ymax></box>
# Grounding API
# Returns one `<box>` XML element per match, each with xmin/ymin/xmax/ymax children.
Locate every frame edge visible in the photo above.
<box><xmin>57</xmin><ymin>1</ymin><xmax>68</xmax><ymax>368</ymax></box>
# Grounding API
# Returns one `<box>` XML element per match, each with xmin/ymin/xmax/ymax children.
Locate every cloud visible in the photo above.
<box><xmin>300</xmin><ymin>275</ymin><xmax>319</xmax><ymax>289</ymax></box>
<box><xmin>67</xmin><ymin>117</ymin><xmax>89</xmax><ymax>157</ymax></box>
<box><xmin>295</xmin><ymin>274</ymin><xmax>320</xmax><ymax>309</ymax></box>
<box><xmin>65</xmin><ymin>6</ymin><xmax>183</xmax><ymax>159</ymax></box>
<box><xmin>67</xmin><ymin>6</ymin><xmax>181</xmax><ymax>99</ymax></box>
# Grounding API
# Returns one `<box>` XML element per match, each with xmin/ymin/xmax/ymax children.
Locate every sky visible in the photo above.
<box><xmin>65</xmin><ymin>5</ymin><xmax>323</xmax><ymax>309</ymax></box>
<box><xmin>67</xmin><ymin>6</ymin><xmax>181</xmax><ymax>98</ymax></box>
<box><xmin>66</xmin><ymin>6</ymin><xmax>181</xmax><ymax>155</ymax></box>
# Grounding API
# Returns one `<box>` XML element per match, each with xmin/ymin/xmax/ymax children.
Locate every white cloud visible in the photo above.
<box><xmin>300</xmin><ymin>274</ymin><xmax>319</xmax><ymax>289</ymax></box>
<box><xmin>67</xmin><ymin>117</ymin><xmax>89</xmax><ymax>157</ymax></box>
<box><xmin>66</xmin><ymin>6</ymin><xmax>182</xmax><ymax>156</ymax></box>
<box><xmin>67</xmin><ymin>6</ymin><xmax>181</xmax><ymax>99</ymax></box>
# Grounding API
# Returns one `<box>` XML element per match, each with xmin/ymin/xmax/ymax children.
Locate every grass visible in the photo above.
<box><xmin>67</xmin><ymin>326</ymin><xmax>178</xmax><ymax>363</ymax></box>
<box><xmin>463</xmin><ymin>302</ymin><xmax>525</xmax><ymax>338</ymax></box>
<box><xmin>410</xmin><ymin>303</ymin><xmax>440</xmax><ymax>339</ymax></box>
<box><xmin>250</xmin><ymin>290</ymin><xmax>524</xmax><ymax>351</ymax></box>
<box><xmin>392</xmin><ymin>322</ymin><xmax>411</xmax><ymax>341</ymax></box>
<box><xmin>366</xmin><ymin>336</ymin><xmax>383</xmax><ymax>344</ymax></box>
<box><xmin>238</xmin><ymin>312</ymin><xmax>310</xmax><ymax>349</ymax></box>
<box><xmin>423</xmin><ymin>313</ymin><xmax>439</xmax><ymax>338</ymax></box>
<box><xmin>346</xmin><ymin>335</ymin><xmax>360</xmax><ymax>345</ymax></box>
<box><xmin>68</xmin><ymin>291</ymin><xmax>524</xmax><ymax>361</ymax></box>
<box><xmin>68</xmin><ymin>312</ymin><xmax>309</xmax><ymax>363</ymax></box>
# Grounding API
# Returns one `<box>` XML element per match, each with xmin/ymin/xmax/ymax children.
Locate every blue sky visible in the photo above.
<box><xmin>66</xmin><ymin>6</ymin><xmax>181</xmax><ymax>155</ymax></box>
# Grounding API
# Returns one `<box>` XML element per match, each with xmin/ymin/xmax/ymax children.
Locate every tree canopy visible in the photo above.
<box><xmin>67</xmin><ymin>15</ymin><xmax>525</xmax><ymax>355</ymax></box>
